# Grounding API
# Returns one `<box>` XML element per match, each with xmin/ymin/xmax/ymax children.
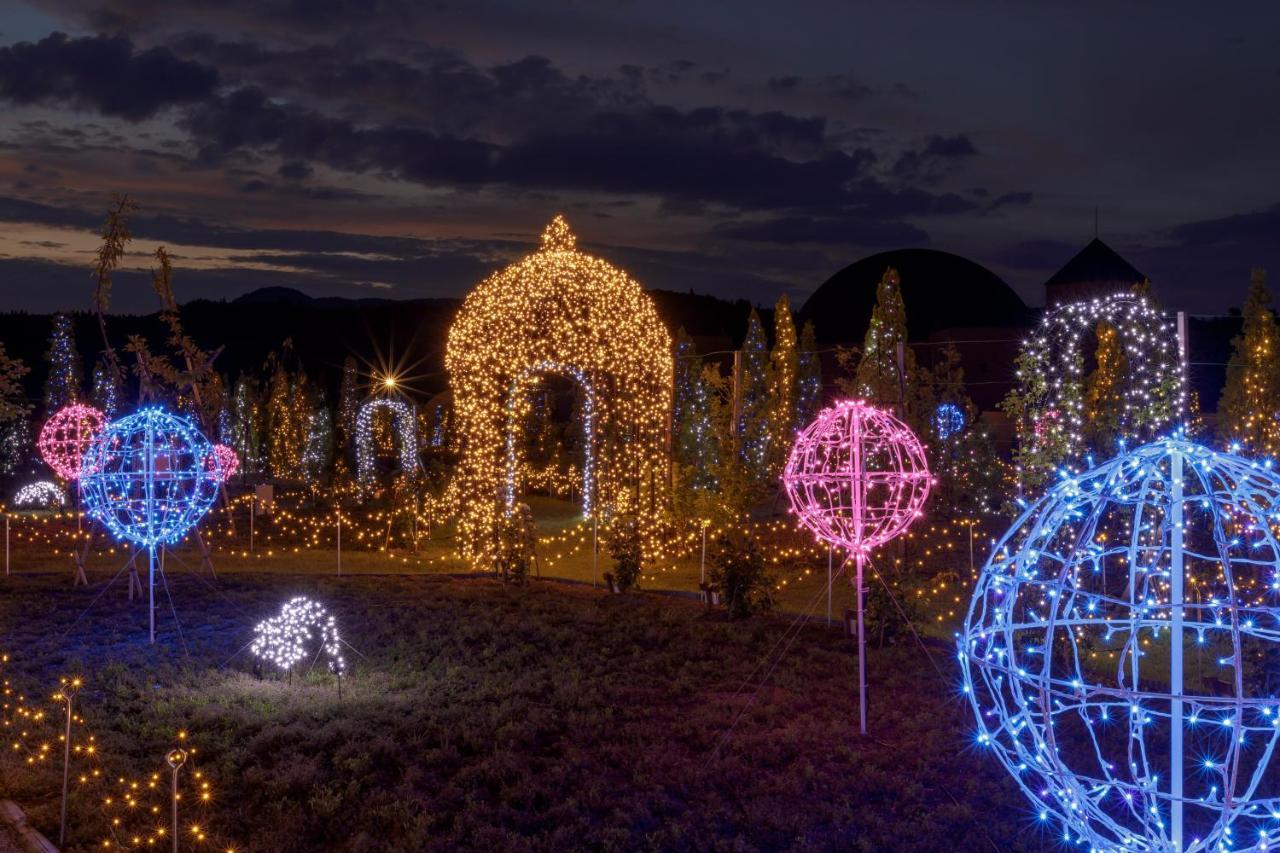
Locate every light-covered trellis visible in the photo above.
<box><xmin>354</xmin><ymin>396</ymin><xmax>419</xmax><ymax>484</ymax></box>
<box><xmin>446</xmin><ymin>216</ymin><xmax>673</xmax><ymax>565</ymax></box>
<box><xmin>1008</xmin><ymin>292</ymin><xmax>1185</xmax><ymax>489</ymax></box>
<box><xmin>959</xmin><ymin>438</ymin><xmax>1280</xmax><ymax>851</ymax></box>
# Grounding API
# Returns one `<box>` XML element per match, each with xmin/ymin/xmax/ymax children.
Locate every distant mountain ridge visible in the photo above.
<box><xmin>229</xmin><ymin>286</ymin><xmax>457</xmax><ymax>310</ymax></box>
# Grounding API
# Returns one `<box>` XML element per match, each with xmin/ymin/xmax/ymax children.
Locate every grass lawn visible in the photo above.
<box><xmin>0</xmin><ymin>568</ymin><xmax>1049</xmax><ymax>852</ymax></box>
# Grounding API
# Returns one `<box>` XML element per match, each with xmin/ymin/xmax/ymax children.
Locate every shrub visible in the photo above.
<box><xmin>606</xmin><ymin>515</ymin><xmax>642</xmax><ymax>591</ymax></box>
<box><xmin>709</xmin><ymin>533</ymin><xmax>774</xmax><ymax>619</ymax></box>
<box><xmin>495</xmin><ymin>502</ymin><xmax>536</xmax><ymax>583</ymax></box>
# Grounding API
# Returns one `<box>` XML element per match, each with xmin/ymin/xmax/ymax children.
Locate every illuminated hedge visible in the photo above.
<box><xmin>446</xmin><ymin>216</ymin><xmax>673</xmax><ymax>564</ymax></box>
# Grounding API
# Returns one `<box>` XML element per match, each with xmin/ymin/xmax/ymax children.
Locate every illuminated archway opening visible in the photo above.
<box><xmin>355</xmin><ymin>396</ymin><xmax>419</xmax><ymax>484</ymax></box>
<box><xmin>446</xmin><ymin>216</ymin><xmax>673</xmax><ymax>565</ymax></box>
<box><xmin>504</xmin><ymin>361</ymin><xmax>596</xmax><ymax>516</ymax></box>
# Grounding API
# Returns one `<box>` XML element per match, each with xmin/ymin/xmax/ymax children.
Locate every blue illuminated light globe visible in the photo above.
<box><xmin>79</xmin><ymin>407</ymin><xmax>219</xmax><ymax>547</ymax></box>
<box><xmin>959</xmin><ymin>438</ymin><xmax>1280</xmax><ymax>852</ymax></box>
<box><xmin>934</xmin><ymin>402</ymin><xmax>966</xmax><ymax>440</ymax></box>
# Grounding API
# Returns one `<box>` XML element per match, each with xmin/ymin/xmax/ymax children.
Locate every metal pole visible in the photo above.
<box><xmin>58</xmin><ymin>679</ymin><xmax>79</xmax><ymax>848</ymax></box>
<box><xmin>851</xmin><ymin>405</ymin><xmax>867</xmax><ymax>735</ymax></box>
<box><xmin>855</xmin><ymin>550</ymin><xmax>867</xmax><ymax>736</ymax></box>
<box><xmin>827</xmin><ymin>544</ymin><xmax>833</xmax><ymax>627</ymax></box>
<box><xmin>968</xmin><ymin>520</ymin><xmax>975</xmax><ymax>575</ymax></box>
<box><xmin>337</xmin><ymin>512</ymin><xmax>342</xmax><ymax>575</ymax></box>
<box><xmin>592</xmin><ymin>515</ymin><xmax>599</xmax><ymax>587</ymax></box>
<box><xmin>166</xmin><ymin>748</ymin><xmax>187</xmax><ymax>853</ymax></box>
<box><xmin>249</xmin><ymin>494</ymin><xmax>254</xmax><ymax>555</ymax></box>
<box><xmin>700</xmin><ymin>524</ymin><xmax>706</xmax><ymax>585</ymax></box>
<box><xmin>149</xmin><ymin>545</ymin><xmax>156</xmax><ymax>645</ymax></box>
<box><xmin>5</xmin><ymin>514</ymin><xmax>8</xmax><ymax>576</ymax></box>
<box><xmin>1170</xmin><ymin>448</ymin><xmax>1185</xmax><ymax>849</ymax></box>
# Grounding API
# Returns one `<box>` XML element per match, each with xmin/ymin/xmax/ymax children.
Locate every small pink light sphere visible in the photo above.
<box><xmin>206</xmin><ymin>443</ymin><xmax>240</xmax><ymax>483</ymax></box>
<box><xmin>782</xmin><ymin>400</ymin><xmax>931</xmax><ymax>553</ymax></box>
<box><xmin>38</xmin><ymin>403</ymin><xmax>107</xmax><ymax>481</ymax></box>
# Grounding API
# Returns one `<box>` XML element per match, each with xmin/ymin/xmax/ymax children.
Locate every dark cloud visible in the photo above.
<box><xmin>891</xmin><ymin>134</ymin><xmax>978</xmax><ymax>181</ymax></box>
<box><xmin>0</xmin><ymin>32</ymin><xmax>218</xmax><ymax>120</ymax></box>
<box><xmin>994</xmin><ymin>239</ymin><xmax>1079</xmax><ymax>271</ymax></box>
<box><xmin>1169</xmin><ymin>202</ymin><xmax>1280</xmax><ymax>247</ymax></box>
<box><xmin>715</xmin><ymin>215</ymin><xmax>929</xmax><ymax>247</ymax></box>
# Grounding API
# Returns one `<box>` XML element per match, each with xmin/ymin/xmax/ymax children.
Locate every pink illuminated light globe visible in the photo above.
<box><xmin>206</xmin><ymin>443</ymin><xmax>240</xmax><ymax>483</ymax></box>
<box><xmin>783</xmin><ymin>400</ymin><xmax>932</xmax><ymax>553</ymax></box>
<box><xmin>38</xmin><ymin>403</ymin><xmax>107</xmax><ymax>481</ymax></box>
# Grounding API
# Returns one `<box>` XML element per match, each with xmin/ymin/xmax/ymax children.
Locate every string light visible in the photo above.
<box><xmin>783</xmin><ymin>400</ymin><xmax>932</xmax><ymax>555</ymax></box>
<box><xmin>12</xmin><ymin>479</ymin><xmax>66</xmax><ymax>508</ymax></box>
<box><xmin>959</xmin><ymin>437</ymin><xmax>1280</xmax><ymax>850</ymax></box>
<box><xmin>354</xmin><ymin>397</ymin><xmax>418</xmax><ymax>485</ymax></box>
<box><xmin>250</xmin><ymin>597</ymin><xmax>346</xmax><ymax>676</ymax></box>
<box><xmin>933</xmin><ymin>403</ymin><xmax>966</xmax><ymax>440</ymax></box>
<box><xmin>505</xmin><ymin>361</ymin><xmax>595</xmax><ymax>517</ymax></box>
<box><xmin>206</xmin><ymin>444</ymin><xmax>239</xmax><ymax>483</ymax></box>
<box><xmin>445</xmin><ymin>216</ymin><xmax>672</xmax><ymax>564</ymax></box>
<box><xmin>38</xmin><ymin>403</ymin><xmax>106</xmax><ymax>482</ymax></box>
<box><xmin>1011</xmin><ymin>292</ymin><xmax>1185</xmax><ymax>489</ymax></box>
<box><xmin>79</xmin><ymin>407</ymin><xmax>219</xmax><ymax>547</ymax></box>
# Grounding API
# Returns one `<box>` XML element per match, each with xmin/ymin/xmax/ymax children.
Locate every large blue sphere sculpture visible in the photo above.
<box><xmin>959</xmin><ymin>438</ymin><xmax>1280</xmax><ymax>852</ymax></box>
<box><xmin>80</xmin><ymin>407</ymin><xmax>219</xmax><ymax>547</ymax></box>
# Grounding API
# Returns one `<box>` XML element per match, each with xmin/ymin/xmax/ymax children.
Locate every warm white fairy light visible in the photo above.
<box><xmin>446</xmin><ymin>215</ymin><xmax>672</xmax><ymax>565</ymax></box>
<box><xmin>250</xmin><ymin>596</ymin><xmax>346</xmax><ymax>676</ymax></box>
<box><xmin>12</xmin><ymin>479</ymin><xmax>66</xmax><ymax>508</ymax></box>
<box><xmin>354</xmin><ymin>397</ymin><xmax>418</xmax><ymax>484</ymax></box>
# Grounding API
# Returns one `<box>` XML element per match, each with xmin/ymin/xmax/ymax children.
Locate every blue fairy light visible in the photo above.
<box><xmin>79</xmin><ymin>406</ymin><xmax>219</xmax><ymax>547</ymax></box>
<box><xmin>959</xmin><ymin>438</ymin><xmax>1280</xmax><ymax>851</ymax></box>
<box><xmin>934</xmin><ymin>402</ymin><xmax>966</xmax><ymax>440</ymax></box>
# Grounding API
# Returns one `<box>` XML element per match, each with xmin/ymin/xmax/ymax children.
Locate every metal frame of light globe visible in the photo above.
<box><xmin>782</xmin><ymin>399</ymin><xmax>931</xmax><ymax>734</ymax></box>
<box><xmin>79</xmin><ymin>407</ymin><xmax>219</xmax><ymax>644</ymax></box>
<box><xmin>958</xmin><ymin>437</ymin><xmax>1280</xmax><ymax>851</ymax></box>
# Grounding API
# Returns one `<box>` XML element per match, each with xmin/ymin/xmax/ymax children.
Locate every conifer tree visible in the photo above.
<box><xmin>89</xmin><ymin>354</ymin><xmax>122</xmax><ymax>417</ymax></box>
<box><xmin>927</xmin><ymin>343</ymin><xmax>1004</xmax><ymax>516</ymax></box>
<box><xmin>0</xmin><ymin>343</ymin><xmax>31</xmax><ymax>473</ymax></box>
<box><xmin>854</xmin><ymin>267</ymin><xmax>913</xmax><ymax>408</ymax></box>
<box><xmin>302</xmin><ymin>393</ymin><xmax>334</xmax><ymax>483</ymax></box>
<box><xmin>336</xmin><ymin>356</ymin><xmax>359</xmax><ymax>459</ymax></box>
<box><xmin>671</xmin><ymin>329</ymin><xmax>718</xmax><ymax>514</ymax></box>
<box><xmin>736</xmin><ymin>308</ymin><xmax>772</xmax><ymax>485</ymax></box>
<box><xmin>1083</xmin><ymin>321</ymin><xmax>1128</xmax><ymax>454</ymax></box>
<box><xmin>766</xmin><ymin>295</ymin><xmax>798</xmax><ymax>476</ymax></box>
<box><xmin>231</xmin><ymin>374</ymin><xmax>262</xmax><ymax>475</ymax></box>
<box><xmin>796</xmin><ymin>320</ymin><xmax>821</xmax><ymax>428</ymax></box>
<box><xmin>43</xmin><ymin>313</ymin><xmax>82</xmax><ymax>413</ymax></box>
<box><xmin>1218</xmin><ymin>268</ymin><xmax>1280</xmax><ymax>454</ymax></box>
<box><xmin>266</xmin><ymin>361</ymin><xmax>296</xmax><ymax>478</ymax></box>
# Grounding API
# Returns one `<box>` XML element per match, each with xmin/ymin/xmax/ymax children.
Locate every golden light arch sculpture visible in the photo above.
<box><xmin>446</xmin><ymin>216</ymin><xmax>674</xmax><ymax>565</ymax></box>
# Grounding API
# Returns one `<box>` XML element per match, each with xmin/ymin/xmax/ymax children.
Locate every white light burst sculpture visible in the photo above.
<box><xmin>354</xmin><ymin>397</ymin><xmax>418</xmax><ymax>484</ymax></box>
<box><xmin>251</xmin><ymin>596</ymin><xmax>346</xmax><ymax>676</ymax></box>
<box><xmin>12</xmin><ymin>479</ymin><xmax>66</xmax><ymax>508</ymax></box>
<box><xmin>959</xmin><ymin>438</ymin><xmax>1280</xmax><ymax>851</ymax></box>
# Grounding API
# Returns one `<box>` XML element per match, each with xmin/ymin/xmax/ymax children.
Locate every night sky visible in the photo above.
<box><xmin>0</xmin><ymin>1</ymin><xmax>1276</xmax><ymax>314</ymax></box>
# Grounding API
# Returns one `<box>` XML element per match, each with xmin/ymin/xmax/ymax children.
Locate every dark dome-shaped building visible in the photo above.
<box><xmin>798</xmin><ymin>248</ymin><xmax>1031</xmax><ymax>344</ymax></box>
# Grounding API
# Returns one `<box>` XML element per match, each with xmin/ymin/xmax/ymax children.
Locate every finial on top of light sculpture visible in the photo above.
<box><xmin>540</xmin><ymin>215</ymin><xmax>576</xmax><ymax>252</ymax></box>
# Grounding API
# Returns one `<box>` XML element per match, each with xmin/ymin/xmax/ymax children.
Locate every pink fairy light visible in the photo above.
<box><xmin>782</xmin><ymin>399</ymin><xmax>931</xmax><ymax>736</ymax></box>
<box><xmin>38</xmin><ymin>403</ymin><xmax>107</xmax><ymax>481</ymax></box>
<box><xmin>207</xmin><ymin>443</ymin><xmax>240</xmax><ymax>483</ymax></box>
<box><xmin>782</xmin><ymin>399</ymin><xmax>931</xmax><ymax>554</ymax></box>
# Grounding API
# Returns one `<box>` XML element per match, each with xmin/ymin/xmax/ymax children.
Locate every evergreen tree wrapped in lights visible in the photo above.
<box><xmin>336</xmin><ymin>355</ymin><xmax>359</xmax><ymax>463</ymax></box>
<box><xmin>672</xmin><ymin>330</ymin><xmax>719</xmax><ymax>516</ymax></box>
<box><xmin>230</xmin><ymin>375</ymin><xmax>262</xmax><ymax>476</ymax></box>
<box><xmin>853</xmin><ymin>267</ymin><xmax>913</xmax><ymax>408</ymax></box>
<box><xmin>1083</xmin><ymin>320</ymin><xmax>1128</xmax><ymax>452</ymax></box>
<box><xmin>89</xmin><ymin>354</ymin><xmax>122</xmax><ymax>418</ymax></box>
<box><xmin>301</xmin><ymin>395</ymin><xmax>334</xmax><ymax>483</ymax></box>
<box><xmin>927</xmin><ymin>343</ymin><xmax>1004</xmax><ymax>517</ymax></box>
<box><xmin>43</xmin><ymin>313</ymin><xmax>83</xmax><ymax>413</ymax></box>
<box><xmin>0</xmin><ymin>343</ymin><xmax>31</xmax><ymax>474</ymax></box>
<box><xmin>766</xmin><ymin>294</ymin><xmax>798</xmax><ymax>478</ymax></box>
<box><xmin>796</xmin><ymin>320</ymin><xmax>821</xmax><ymax>428</ymax></box>
<box><xmin>736</xmin><ymin>308</ymin><xmax>771</xmax><ymax>484</ymax></box>
<box><xmin>1217</xmin><ymin>268</ymin><xmax>1280</xmax><ymax>455</ymax></box>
